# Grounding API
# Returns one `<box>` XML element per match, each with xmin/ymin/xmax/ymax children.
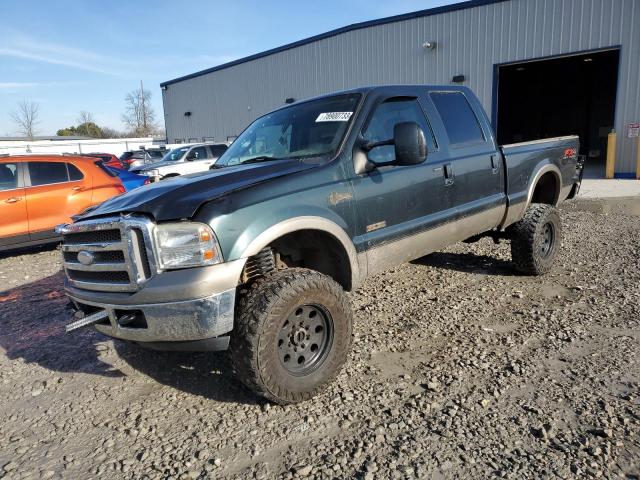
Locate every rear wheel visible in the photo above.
<box><xmin>509</xmin><ymin>203</ymin><xmax>561</xmax><ymax>275</ymax></box>
<box><xmin>230</xmin><ymin>268</ymin><xmax>353</xmax><ymax>404</ymax></box>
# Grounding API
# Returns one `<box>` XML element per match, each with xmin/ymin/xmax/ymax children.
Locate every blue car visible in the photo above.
<box><xmin>107</xmin><ymin>167</ymin><xmax>149</xmax><ymax>191</ymax></box>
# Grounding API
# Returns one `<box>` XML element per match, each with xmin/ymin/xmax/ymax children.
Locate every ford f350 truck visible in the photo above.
<box><xmin>60</xmin><ymin>85</ymin><xmax>583</xmax><ymax>404</ymax></box>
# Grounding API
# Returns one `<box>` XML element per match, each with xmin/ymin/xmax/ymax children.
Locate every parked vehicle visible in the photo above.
<box><xmin>0</xmin><ymin>155</ymin><xmax>125</xmax><ymax>251</ymax></box>
<box><xmin>130</xmin><ymin>143</ymin><xmax>228</xmax><ymax>180</ymax></box>
<box><xmin>82</xmin><ymin>153</ymin><xmax>123</xmax><ymax>169</ymax></box>
<box><xmin>107</xmin><ymin>167</ymin><xmax>150</xmax><ymax>191</ymax></box>
<box><xmin>60</xmin><ymin>86</ymin><xmax>583</xmax><ymax>404</ymax></box>
<box><xmin>119</xmin><ymin>148</ymin><xmax>165</xmax><ymax>170</ymax></box>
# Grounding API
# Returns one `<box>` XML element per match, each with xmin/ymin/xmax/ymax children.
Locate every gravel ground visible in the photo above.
<box><xmin>0</xmin><ymin>198</ymin><xmax>638</xmax><ymax>480</ymax></box>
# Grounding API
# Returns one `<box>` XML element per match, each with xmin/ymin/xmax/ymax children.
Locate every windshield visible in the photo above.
<box><xmin>161</xmin><ymin>147</ymin><xmax>189</xmax><ymax>163</ymax></box>
<box><xmin>216</xmin><ymin>93</ymin><xmax>361</xmax><ymax>167</ymax></box>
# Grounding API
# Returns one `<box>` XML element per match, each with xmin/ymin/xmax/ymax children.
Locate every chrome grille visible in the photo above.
<box><xmin>63</xmin><ymin>229</ymin><xmax>121</xmax><ymax>244</ymax></box>
<box><xmin>60</xmin><ymin>216</ymin><xmax>157</xmax><ymax>292</ymax></box>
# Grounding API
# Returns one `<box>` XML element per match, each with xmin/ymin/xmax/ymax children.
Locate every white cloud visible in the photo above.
<box><xmin>0</xmin><ymin>82</ymin><xmax>40</xmax><ymax>89</ymax></box>
<box><xmin>0</xmin><ymin>81</ymin><xmax>76</xmax><ymax>90</ymax></box>
<box><xmin>0</xmin><ymin>46</ymin><xmax>123</xmax><ymax>76</ymax></box>
<box><xmin>0</xmin><ymin>32</ymin><xmax>242</xmax><ymax>80</ymax></box>
<box><xmin>0</xmin><ymin>28</ymin><xmax>137</xmax><ymax>76</ymax></box>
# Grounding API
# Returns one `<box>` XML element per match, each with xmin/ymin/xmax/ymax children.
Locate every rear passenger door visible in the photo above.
<box><xmin>209</xmin><ymin>145</ymin><xmax>227</xmax><ymax>163</ymax></box>
<box><xmin>0</xmin><ymin>162</ymin><xmax>28</xmax><ymax>247</ymax></box>
<box><xmin>428</xmin><ymin>91</ymin><xmax>505</xmax><ymax>230</ymax></box>
<box><xmin>24</xmin><ymin>161</ymin><xmax>92</xmax><ymax>239</ymax></box>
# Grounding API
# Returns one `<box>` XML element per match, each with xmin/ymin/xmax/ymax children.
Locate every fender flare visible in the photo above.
<box><xmin>501</xmin><ymin>162</ymin><xmax>562</xmax><ymax>230</ymax></box>
<box><xmin>526</xmin><ymin>163</ymin><xmax>562</xmax><ymax>207</ymax></box>
<box><xmin>240</xmin><ymin>216</ymin><xmax>361</xmax><ymax>290</ymax></box>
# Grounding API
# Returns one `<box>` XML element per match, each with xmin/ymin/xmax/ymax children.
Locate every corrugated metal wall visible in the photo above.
<box><xmin>162</xmin><ymin>0</ymin><xmax>640</xmax><ymax>174</ymax></box>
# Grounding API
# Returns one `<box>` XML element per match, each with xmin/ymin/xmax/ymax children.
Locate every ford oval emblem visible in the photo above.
<box><xmin>77</xmin><ymin>250</ymin><xmax>95</xmax><ymax>266</ymax></box>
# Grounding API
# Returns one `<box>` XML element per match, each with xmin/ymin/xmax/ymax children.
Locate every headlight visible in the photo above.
<box><xmin>153</xmin><ymin>222</ymin><xmax>222</xmax><ymax>270</ymax></box>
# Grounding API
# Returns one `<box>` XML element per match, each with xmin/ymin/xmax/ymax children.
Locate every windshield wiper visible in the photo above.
<box><xmin>241</xmin><ymin>156</ymin><xmax>284</xmax><ymax>165</ymax></box>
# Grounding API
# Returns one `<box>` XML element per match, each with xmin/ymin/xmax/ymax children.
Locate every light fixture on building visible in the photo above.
<box><xmin>452</xmin><ymin>74</ymin><xmax>466</xmax><ymax>83</ymax></box>
<box><xmin>422</xmin><ymin>41</ymin><xmax>437</xmax><ymax>50</ymax></box>
<box><xmin>184</xmin><ymin>111</ymin><xmax>192</xmax><ymax>117</ymax></box>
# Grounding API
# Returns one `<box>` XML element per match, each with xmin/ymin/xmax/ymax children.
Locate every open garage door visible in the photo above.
<box><xmin>495</xmin><ymin>49</ymin><xmax>619</xmax><ymax>178</ymax></box>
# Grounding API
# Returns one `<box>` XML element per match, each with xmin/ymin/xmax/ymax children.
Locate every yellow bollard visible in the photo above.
<box><xmin>636</xmin><ymin>136</ymin><xmax>640</xmax><ymax>179</ymax></box>
<box><xmin>606</xmin><ymin>130</ymin><xmax>616</xmax><ymax>179</ymax></box>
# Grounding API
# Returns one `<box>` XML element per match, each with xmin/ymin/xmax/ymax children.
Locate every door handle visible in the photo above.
<box><xmin>71</xmin><ymin>186</ymin><xmax>84</xmax><ymax>192</ymax></box>
<box><xmin>4</xmin><ymin>197</ymin><xmax>22</xmax><ymax>203</ymax></box>
<box><xmin>444</xmin><ymin>163</ymin><xmax>454</xmax><ymax>186</ymax></box>
<box><xmin>490</xmin><ymin>155</ymin><xmax>499</xmax><ymax>174</ymax></box>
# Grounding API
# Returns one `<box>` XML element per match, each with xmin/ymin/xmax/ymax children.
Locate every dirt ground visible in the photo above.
<box><xmin>0</xmin><ymin>198</ymin><xmax>638</xmax><ymax>480</ymax></box>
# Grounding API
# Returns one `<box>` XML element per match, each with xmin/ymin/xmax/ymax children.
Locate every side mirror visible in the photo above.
<box><xmin>393</xmin><ymin>122</ymin><xmax>427</xmax><ymax>166</ymax></box>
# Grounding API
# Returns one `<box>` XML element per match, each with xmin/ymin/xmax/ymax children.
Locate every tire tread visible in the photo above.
<box><xmin>509</xmin><ymin>203</ymin><xmax>561</xmax><ymax>275</ymax></box>
<box><xmin>230</xmin><ymin>268</ymin><xmax>352</xmax><ymax>404</ymax></box>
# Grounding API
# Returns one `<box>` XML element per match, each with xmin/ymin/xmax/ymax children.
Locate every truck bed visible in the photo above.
<box><xmin>500</xmin><ymin>135</ymin><xmax>580</xmax><ymax>229</ymax></box>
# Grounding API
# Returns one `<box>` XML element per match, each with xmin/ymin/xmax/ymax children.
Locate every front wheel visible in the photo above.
<box><xmin>509</xmin><ymin>203</ymin><xmax>562</xmax><ymax>275</ymax></box>
<box><xmin>230</xmin><ymin>268</ymin><xmax>353</xmax><ymax>404</ymax></box>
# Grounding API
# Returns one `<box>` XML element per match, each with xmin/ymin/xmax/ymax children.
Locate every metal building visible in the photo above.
<box><xmin>161</xmin><ymin>0</ymin><xmax>640</xmax><ymax>177</ymax></box>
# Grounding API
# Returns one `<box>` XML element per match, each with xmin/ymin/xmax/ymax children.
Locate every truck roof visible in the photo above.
<box><xmin>268</xmin><ymin>84</ymin><xmax>471</xmax><ymax>113</ymax></box>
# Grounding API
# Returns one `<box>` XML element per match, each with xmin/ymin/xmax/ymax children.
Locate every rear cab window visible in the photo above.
<box><xmin>209</xmin><ymin>145</ymin><xmax>228</xmax><ymax>157</ymax></box>
<box><xmin>430</xmin><ymin>92</ymin><xmax>485</xmax><ymax>146</ymax></box>
<box><xmin>0</xmin><ymin>162</ymin><xmax>19</xmax><ymax>191</ymax></box>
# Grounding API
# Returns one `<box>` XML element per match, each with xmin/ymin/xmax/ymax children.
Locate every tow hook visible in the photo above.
<box><xmin>66</xmin><ymin>309</ymin><xmax>109</xmax><ymax>333</ymax></box>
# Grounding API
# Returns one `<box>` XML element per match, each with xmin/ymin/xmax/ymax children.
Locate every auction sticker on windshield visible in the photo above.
<box><xmin>316</xmin><ymin>112</ymin><xmax>353</xmax><ymax>122</ymax></box>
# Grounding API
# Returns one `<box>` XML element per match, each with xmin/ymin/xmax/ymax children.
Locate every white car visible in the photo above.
<box><xmin>131</xmin><ymin>143</ymin><xmax>229</xmax><ymax>180</ymax></box>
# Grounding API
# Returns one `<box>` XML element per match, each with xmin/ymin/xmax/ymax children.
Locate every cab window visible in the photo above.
<box><xmin>67</xmin><ymin>163</ymin><xmax>84</xmax><ymax>181</ymax></box>
<box><xmin>363</xmin><ymin>98</ymin><xmax>436</xmax><ymax>164</ymax></box>
<box><xmin>430</xmin><ymin>92</ymin><xmax>485</xmax><ymax>145</ymax></box>
<box><xmin>0</xmin><ymin>163</ymin><xmax>19</xmax><ymax>191</ymax></box>
<box><xmin>209</xmin><ymin>145</ymin><xmax>228</xmax><ymax>157</ymax></box>
<box><xmin>187</xmin><ymin>146</ymin><xmax>208</xmax><ymax>160</ymax></box>
<box><xmin>28</xmin><ymin>162</ymin><xmax>69</xmax><ymax>186</ymax></box>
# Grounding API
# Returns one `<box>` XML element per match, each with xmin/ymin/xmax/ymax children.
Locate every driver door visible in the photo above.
<box><xmin>351</xmin><ymin>96</ymin><xmax>451</xmax><ymax>273</ymax></box>
<box><xmin>0</xmin><ymin>161</ymin><xmax>28</xmax><ymax>247</ymax></box>
<box><xmin>184</xmin><ymin>146</ymin><xmax>213</xmax><ymax>173</ymax></box>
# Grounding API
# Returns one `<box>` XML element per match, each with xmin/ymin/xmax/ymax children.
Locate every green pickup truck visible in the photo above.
<box><xmin>60</xmin><ymin>85</ymin><xmax>583</xmax><ymax>403</ymax></box>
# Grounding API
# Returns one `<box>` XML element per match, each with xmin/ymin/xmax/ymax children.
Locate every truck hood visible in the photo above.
<box><xmin>79</xmin><ymin>159</ymin><xmax>318</xmax><ymax>221</ymax></box>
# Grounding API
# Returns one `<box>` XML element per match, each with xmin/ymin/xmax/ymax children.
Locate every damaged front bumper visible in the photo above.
<box><xmin>67</xmin><ymin>288</ymin><xmax>236</xmax><ymax>351</ymax></box>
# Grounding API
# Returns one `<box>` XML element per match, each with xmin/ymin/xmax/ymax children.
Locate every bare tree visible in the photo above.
<box><xmin>10</xmin><ymin>99</ymin><xmax>40</xmax><ymax>139</ymax></box>
<box><xmin>77</xmin><ymin>111</ymin><xmax>94</xmax><ymax>125</ymax></box>
<box><xmin>121</xmin><ymin>81</ymin><xmax>157</xmax><ymax>136</ymax></box>
<box><xmin>101</xmin><ymin>126</ymin><xmax>124</xmax><ymax>138</ymax></box>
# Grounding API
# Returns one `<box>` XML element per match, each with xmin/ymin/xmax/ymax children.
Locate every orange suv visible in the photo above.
<box><xmin>0</xmin><ymin>155</ymin><xmax>125</xmax><ymax>251</ymax></box>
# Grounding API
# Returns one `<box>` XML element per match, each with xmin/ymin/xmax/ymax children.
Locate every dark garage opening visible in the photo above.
<box><xmin>496</xmin><ymin>49</ymin><xmax>619</xmax><ymax>178</ymax></box>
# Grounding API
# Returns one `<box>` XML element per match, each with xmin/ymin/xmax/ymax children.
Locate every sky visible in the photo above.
<box><xmin>0</xmin><ymin>0</ymin><xmax>458</xmax><ymax>136</ymax></box>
